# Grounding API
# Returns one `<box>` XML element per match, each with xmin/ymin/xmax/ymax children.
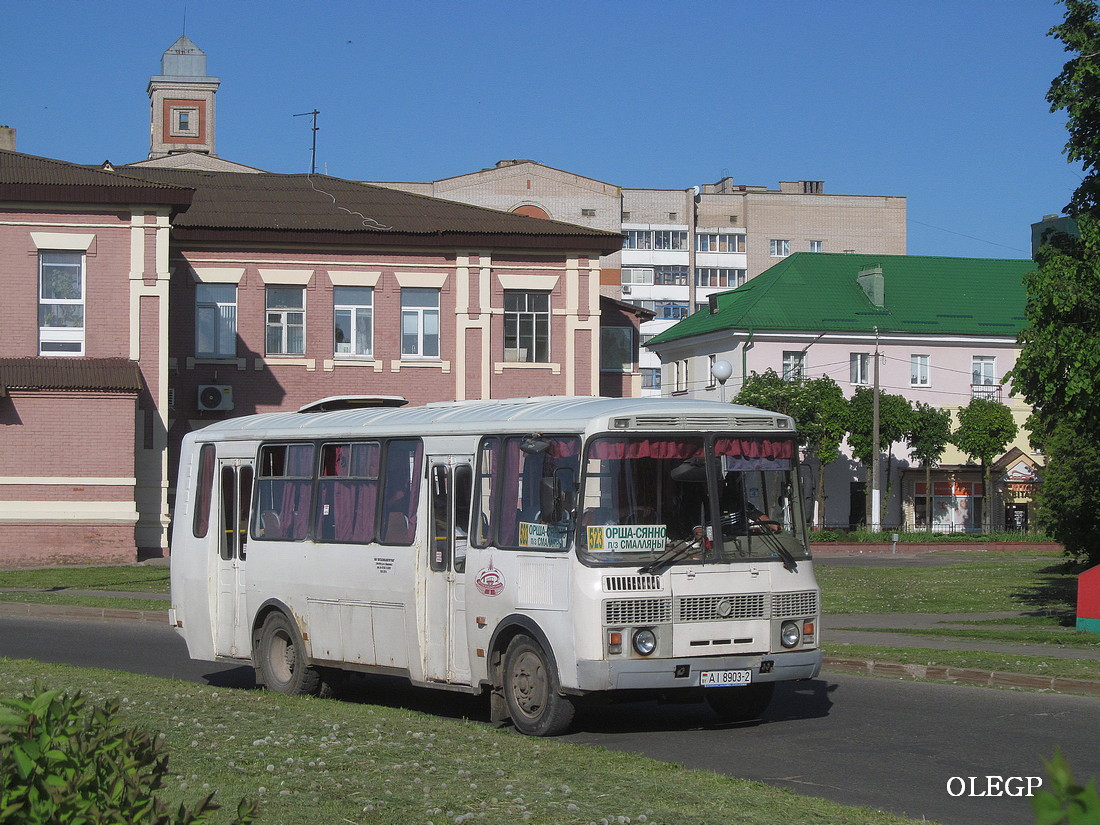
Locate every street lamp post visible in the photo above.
<box><xmin>711</xmin><ymin>359</ymin><xmax>733</xmax><ymax>403</ymax></box>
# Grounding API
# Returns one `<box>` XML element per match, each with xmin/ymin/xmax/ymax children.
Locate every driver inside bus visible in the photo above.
<box><xmin>720</xmin><ymin>471</ymin><xmax>780</xmax><ymax>535</ymax></box>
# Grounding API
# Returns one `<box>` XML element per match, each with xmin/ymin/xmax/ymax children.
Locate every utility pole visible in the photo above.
<box><xmin>870</xmin><ymin>327</ymin><xmax>881</xmax><ymax>531</ymax></box>
<box><xmin>294</xmin><ymin>109</ymin><xmax>320</xmax><ymax>174</ymax></box>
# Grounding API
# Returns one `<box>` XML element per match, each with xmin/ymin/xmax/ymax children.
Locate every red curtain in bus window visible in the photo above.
<box><xmin>713</xmin><ymin>438</ymin><xmax>794</xmax><ymax>460</ymax></box>
<box><xmin>318</xmin><ymin>443</ymin><xmax>381</xmax><ymax>543</ymax></box>
<box><xmin>278</xmin><ymin>444</ymin><xmax>314</xmax><ymax>541</ymax></box>
<box><xmin>588</xmin><ymin>437</ymin><xmax>704</xmax><ymax>461</ymax></box>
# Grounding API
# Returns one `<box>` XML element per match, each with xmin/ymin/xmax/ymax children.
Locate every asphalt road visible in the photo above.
<box><xmin>1</xmin><ymin>613</ymin><xmax>1097</xmax><ymax>825</ymax></box>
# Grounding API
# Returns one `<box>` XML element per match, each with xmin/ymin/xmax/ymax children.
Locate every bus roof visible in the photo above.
<box><xmin>186</xmin><ymin>395</ymin><xmax>795</xmax><ymax>442</ymax></box>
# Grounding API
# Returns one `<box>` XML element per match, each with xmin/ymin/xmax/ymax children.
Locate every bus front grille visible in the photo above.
<box><xmin>603</xmin><ymin>574</ymin><xmax>662</xmax><ymax>592</ymax></box>
<box><xmin>676</xmin><ymin>593</ymin><xmax>767</xmax><ymax>622</ymax></box>
<box><xmin>603</xmin><ymin>597</ymin><xmax>673</xmax><ymax>625</ymax></box>
<box><xmin>772</xmin><ymin>590</ymin><xmax>819</xmax><ymax>618</ymax></box>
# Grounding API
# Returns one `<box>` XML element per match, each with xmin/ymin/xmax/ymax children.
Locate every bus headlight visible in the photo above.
<box><xmin>780</xmin><ymin>620</ymin><xmax>801</xmax><ymax>649</ymax></box>
<box><xmin>632</xmin><ymin>628</ymin><xmax>657</xmax><ymax>656</ymax></box>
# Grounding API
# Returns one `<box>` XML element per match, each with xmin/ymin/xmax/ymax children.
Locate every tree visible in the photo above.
<box><xmin>1011</xmin><ymin>0</ymin><xmax>1100</xmax><ymax>561</ymax></box>
<box><xmin>796</xmin><ymin>376</ymin><xmax>850</xmax><ymax>529</ymax></box>
<box><xmin>1048</xmin><ymin>0</ymin><xmax>1100</xmax><ymax>216</ymax></box>
<box><xmin>952</xmin><ymin>398</ymin><xmax>1017</xmax><ymax>534</ymax></box>
<box><xmin>1033</xmin><ymin>419</ymin><xmax>1100</xmax><ymax>556</ymax></box>
<box><xmin>733</xmin><ymin>368</ymin><xmax>799</xmax><ymax>418</ymax></box>
<box><xmin>734</xmin><ymin>370</ymin><xmax>848</xmax><ymax>528</ymax></box>
<box><xmin>1013</xmin><ymin>219</ymin><xmax>1100</xmax><ymax>435</ymax></box>
<box><xmin>846</xmin><ymin>387</ymin><xmax>913</xmax><ymax>528</ymax></box>
<box><xmin>906</xmin><ymin>402</ymin><xmax>954</xmax><ymax>532</ymax></box>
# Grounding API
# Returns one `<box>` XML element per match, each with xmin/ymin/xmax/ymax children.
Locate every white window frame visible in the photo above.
<box><xmin>653</xmin><ymin>266</ymin><xmax>688</xmax><ymax>285</ymax></box>
<box><xmin>809</xmin><ymin>240</ymin><xmax>824</xmax><ymax>253</ymax></box>
<box><xmin>695</xmin><ymin>233</ymin><xmax>746</xmax><ymax>253</ymax></box>
<box><xmin>195</xmin><ymin>283</ymin><xmax>237</xmax><ymax>358</ymax></box>
<box><xmin>503</xmin><ymin>290</ymin><xmax>550</xmax><ymax>363</ymax></box>
<box><xmin>266</xmin><ymin>286</ymin><xmax>306</xmax><ymax>356</ymax></box>
<box><xmin>401</xmin><ymin>287</ymin><xmax>441</xmax><ymax>358</ymax></box>
<box><xmin>695</xmin><ymin>268</ymin><xmax>746</xmax><ymax>288</ymax></box>
<box><xmin>674</xmin><ymin>359</ymin><xmax>689</xmax><ymax>393</ymax></box>
<box><xmin>911</xmin><ymin>354</ymin><xmax>931</xmax><ymax>387</ymax></box>
<box><xmin>972</xmin><ymin>355</ymin><xmax>996</xmax><ymax>385</ymax></box>
<box><xmin>170</xmin><ymin>106</ymin><xmax>200</xmax><ymax>137</ymax></box>
<box><xmin>782</xmin><ymin>350</ymin><xmax>805</xmax><ymax>381</ymax></box>
<box><xmin>333</xmin><ymin>286</ymin><xmax>374</xmax><ymax>358</ymax></box>
<box><xmin>770</xmin><ymin>239</ymin><xmax>791</xmax><ymax>258</ymax></box>
<box><xmin>38</xmin><ymin>250</ymin><xmax>85</xmax><ymax>356</ymax></box>
<box><xmin>621</xmin><ymin>267</ymin><xmax>654</xmax><ymax>285</ymax></box>
<box><xmin>850</xmin><ymin>352</ymin><xmax>870</xmax><ymax>385</ymax></box>
<box><xmin>653</xmin><ymin>230</ymin><xmax>688</xmax><ymax>250</ymax></box>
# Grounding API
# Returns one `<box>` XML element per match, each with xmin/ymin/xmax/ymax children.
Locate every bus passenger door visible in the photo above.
<box><xmin>423</xmin><ymin>459</ymin><xmax>473</xmax><ymax>684</ymax></box>
<box><xmin>214</xmin><ymin>459</ymin><xmax>253</xmax><ymax>658</ymax></box>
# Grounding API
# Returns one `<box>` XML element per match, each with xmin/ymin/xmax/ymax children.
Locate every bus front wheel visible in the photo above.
<box><xmin>256</xmin><ymin>611</ymin><xmax>323</xmax><ymax>696</ymax></box>
<box><xmin>502</xmin><ymin>635</ymin><xmax>574</xmax><ymax>736</ymax></box>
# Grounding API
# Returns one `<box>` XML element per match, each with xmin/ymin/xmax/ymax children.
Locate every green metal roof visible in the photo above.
<box><xmin>646</xmin><ymin>252</ymin><xmax>1035</xmax><ymax>346</ymax></box>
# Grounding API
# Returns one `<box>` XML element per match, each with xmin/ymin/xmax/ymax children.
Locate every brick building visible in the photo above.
<box><xmin>0</xmin><ymin>152</ymin><xmax>192</xmax><ymax>564</ymax></box>
<box><xmin>0</xmin><ymin>149</ymin><xmax>628</xmax><ymax>565</ymax></box>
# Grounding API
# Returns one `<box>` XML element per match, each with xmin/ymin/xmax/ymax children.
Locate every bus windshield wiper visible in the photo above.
<box><xmin>639</xmin><ymin>535</ymin><xmax>703</xmax><ymax>576</ymax></box>
<box><xmin>748</xmin><ymin>520</ymin><xmax>798</xmax><ymax>572</ymax></box>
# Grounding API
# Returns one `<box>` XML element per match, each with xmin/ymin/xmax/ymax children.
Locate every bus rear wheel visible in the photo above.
<box><xmin>256</xmin><ymin>611</ymin><xmax>323</xmax><ymax>696</ymax></box>
<box><xmin>502</xmin><ymin>635</ymin><xmax>574</xmax><ymax>736</ymax></box>
<box><xmin>705</xmin><ymin>682</ymin><xmax>775</xmax><ymax>723</ymax></box>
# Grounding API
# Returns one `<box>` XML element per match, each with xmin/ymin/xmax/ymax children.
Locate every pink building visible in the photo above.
<box><xmin>646</xmin><ymin>252</ymin><xmax>1040</xmax><ymax>532</ymax></box>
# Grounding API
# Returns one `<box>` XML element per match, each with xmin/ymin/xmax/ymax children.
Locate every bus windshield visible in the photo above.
<box><xmin>576</xmin><ymin>434</ymin><xmax>809</xmax><ymax>568</ymax></box>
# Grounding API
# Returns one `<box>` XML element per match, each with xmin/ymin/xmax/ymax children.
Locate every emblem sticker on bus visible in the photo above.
<box><xmin>475</xmin><ymin>561</ymin><xmax>505</xmax><ymax>596</ymax></box>
<box><xmin>586</xmin><ymin>525</ymin><xmax>667</xmax><ymax>552</ymax></box>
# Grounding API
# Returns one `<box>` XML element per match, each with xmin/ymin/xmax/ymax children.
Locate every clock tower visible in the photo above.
<box><xmin>147</xmin><ymin>35</ymin><xmax>219</xmax><ymax>159</ymax></box>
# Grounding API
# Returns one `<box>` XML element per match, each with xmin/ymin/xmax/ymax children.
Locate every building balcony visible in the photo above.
<box><xmin>971</xmin><ymin>383</ymin><xmax>1002</xmax><ymax>401</ymax></box>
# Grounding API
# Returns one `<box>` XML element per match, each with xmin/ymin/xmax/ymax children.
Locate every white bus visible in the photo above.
<box><xmin>170</xmin><ymin>395</ymin><xmax>821</xmax><ymax>736</ymax></box>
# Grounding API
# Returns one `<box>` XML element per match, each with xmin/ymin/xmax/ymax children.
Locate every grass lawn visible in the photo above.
<box><xmin>815</xmin><ymin>553</ymin><xmax>1081</xmax><ymax>616</ymax></box>
<box><xmin>0</xmin><ymin>658</ymin><xmax>929</xmax><ymax>825</ymax></box>
<box><xmin>0</xmin><ymin>564</ymin><xmax>169</xmax><ymax>593</ymax></box>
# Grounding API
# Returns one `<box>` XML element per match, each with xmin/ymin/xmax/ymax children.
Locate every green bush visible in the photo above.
<box><xmin>1033</xmin><ymin>751</ymin><xmax>1100</xmax><ymax>825</ymax></box>
<box><xmin>0</xmin><ymin>684</ymin><xmax>258</xmax><ymax>824</ymax></box>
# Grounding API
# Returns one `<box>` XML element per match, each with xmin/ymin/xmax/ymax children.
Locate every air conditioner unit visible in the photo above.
<box><xmin>198</xmin><ymin>384</ymin><xmax>234</xmax><ymax>412</ymax></box>
<box><xmin>622</xmin><ymin>285</ymin><xmax>632</xmax><ymax>295</ymax></box>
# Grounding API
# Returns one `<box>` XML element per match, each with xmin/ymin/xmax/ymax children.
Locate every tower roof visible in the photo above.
<box><xmin>159</xmin><ymin>35</ymin><xmax>211</xmax><ymax>79</ymax></box>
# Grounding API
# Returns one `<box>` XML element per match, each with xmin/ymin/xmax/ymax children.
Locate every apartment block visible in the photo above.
<box><xmin>370</xmin><ymin>163</ymin><xmax>906</xmax><ymax>393</ymax></box>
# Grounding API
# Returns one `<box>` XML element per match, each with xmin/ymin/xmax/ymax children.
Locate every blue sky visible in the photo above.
<box><xmin>2</xmin><ymin>0</ymin><xmax>1081</xmax><ymax>259</ymax></box>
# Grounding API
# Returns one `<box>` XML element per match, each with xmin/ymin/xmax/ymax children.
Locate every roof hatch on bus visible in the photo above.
<box><xmin>297</xmin><ymin>395</ymin><xmax>409</xmax><ymax>413</ymax></box>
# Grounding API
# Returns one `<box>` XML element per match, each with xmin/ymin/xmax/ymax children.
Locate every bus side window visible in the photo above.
<box><xmin>192</xmin><ymin>443</ymin><xmax>216</xmax><ymax>538</ymax></box>
<box><xmin>379</xmin><ymin>439</ymin><xmax>423</xmax><ymax>545</ymax></box>
<box><xmin>454</xmin><ymin>464</ymin><xmax>472</xmax><ymax>573</ymax></box>
<box><xmin>254</xmin><ymin>443</ymin><xmax>315</xmax><ymax>541</ymax></box>
<box><xmin>473</xmin><ymin>438</ymin><xmax>499</xmax><ymax>548</ymax></box>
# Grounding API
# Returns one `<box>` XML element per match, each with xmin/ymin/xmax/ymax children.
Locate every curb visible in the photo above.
<box><xmin>0</xmin><ymin>600</ymin><xmax>169</xmax><ymax>624</ymax></box>
<box><xmin>823</xmin><ymin>656</ymin><xmax>1100</xmax><ymax>698</ymax></box>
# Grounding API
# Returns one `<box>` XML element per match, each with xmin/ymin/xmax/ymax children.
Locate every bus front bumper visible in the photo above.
<box><xmin>573</xmin><ymin>648</ymin><xmax>822</xmax><ymax>692</ymax></box>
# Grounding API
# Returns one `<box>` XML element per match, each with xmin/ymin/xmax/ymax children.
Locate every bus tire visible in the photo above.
<box><xmin>256</xmin><ymin>611</ymin><xmax>323</xmax><ymax>696</ymax></box>
<box><xmin>705</xmin><ymin>682</ymin><xmax>775</xmax><ymax>723</ymax></box>
<box><xmin>502</xmin><ymin>634</ymin><xmax>574</xmax><ymax>736</ymax></box>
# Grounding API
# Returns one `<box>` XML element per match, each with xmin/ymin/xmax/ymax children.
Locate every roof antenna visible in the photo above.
<box><xmin>294</xmin><ymin>109</ymin><xmax>320</xmax><ymax>174</ymax></box>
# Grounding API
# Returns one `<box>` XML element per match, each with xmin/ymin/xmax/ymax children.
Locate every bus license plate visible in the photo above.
<box><xmin>699</xmin><ymin>669</ymin><xmax>752</xmax><ymax>687</ymax></box>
